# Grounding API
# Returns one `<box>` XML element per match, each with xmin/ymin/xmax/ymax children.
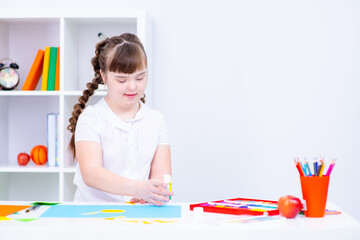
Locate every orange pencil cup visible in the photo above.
<box><xmin>300</xmin><ymin>176</ymin><xmax>330</xmax><ymax>217</ymax></box>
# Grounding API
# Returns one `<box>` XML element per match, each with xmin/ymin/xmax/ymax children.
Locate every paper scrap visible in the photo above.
<box><xmin>14</xmin><ymin>218</ymin><xmax>38</xmax><ymax>222</ymax></box>
<box><xmin>0</xmin><ymin>205</ymin><xmax>31</xmax><ymax>216</ymax></box>
<box><xmin>0</xmin><ymin>216</ymin><xmax>11</xmax><ymax>221</ymax></box>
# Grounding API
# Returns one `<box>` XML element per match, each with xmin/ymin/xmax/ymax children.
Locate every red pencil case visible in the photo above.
<box><xmin>189</xmin><ymin>197</ymin><xmax>279</xmax><ymax>216</ymax></box>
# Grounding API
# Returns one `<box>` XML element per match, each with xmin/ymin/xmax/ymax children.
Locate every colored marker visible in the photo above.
<box><xmin>163</xmin><ymin>174</ymin><xmax>172</xmax><ymax>201</ymax></box>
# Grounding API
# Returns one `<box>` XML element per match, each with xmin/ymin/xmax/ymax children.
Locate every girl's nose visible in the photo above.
<box><xmin>127</xmin><ymin>80</ymin><xmax>137</xmax><ymax>91</ymax></box>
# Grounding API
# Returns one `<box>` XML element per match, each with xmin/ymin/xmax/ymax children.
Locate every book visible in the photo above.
<box><xmin>22</xmin><ymin>49</ymin><xmax>44</xmax><ymax>90</ymax></box>
<box><xmin>47</xmin><ymin>47</ymin><xmax>58</xmax><ymax>91</ymax></box>
<box><xmin>55</xmin><ymin>47</ymin><xmax>60</xmax><ymax>91</ymax></box>
<box><xmin>41</xmin><ymin>47</ymin><xmax>51</xmax><ymax>91</ymax></box>
<box><xmin>47</xmin><ymin>113</ymin><xmax>59</xmax><ymax>167</ymax></box>
<box><xmin>56</xmin><ymin>112</ymin><xmax>59</xmax><ymax>166</ymax></box>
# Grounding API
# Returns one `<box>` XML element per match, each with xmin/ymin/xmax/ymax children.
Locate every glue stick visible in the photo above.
<box><xmin>163</xmin><ymin>174</ymin><xmax>172</xmax><ymax>201</ymax></box>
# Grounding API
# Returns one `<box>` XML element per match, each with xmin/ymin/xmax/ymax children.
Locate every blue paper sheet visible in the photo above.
<box><xmin>40</xmin><ymin>205</ymin><xmax>181</xmax><ymax>218</ymax></box>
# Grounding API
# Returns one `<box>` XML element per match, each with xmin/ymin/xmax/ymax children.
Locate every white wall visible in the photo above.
<box><xmin>3</xmin><ymin>0</ymin><xmax>360</xmax><ymax>221</ymax></box>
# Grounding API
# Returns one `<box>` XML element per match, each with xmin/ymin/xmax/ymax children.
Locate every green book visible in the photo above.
<box><xmin>47</xmin><ymin>47</ymin><xmax>58</xmax><ymax>91</ymax></box>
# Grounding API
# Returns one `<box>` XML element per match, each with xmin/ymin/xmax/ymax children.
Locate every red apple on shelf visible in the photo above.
<box><xmin>17</xmin><ymin>152</ymin><xmax>31</xmax><ymax>166</ymax></box>
<box><xmin>278</xmin><ymin>195</ymin><xmax>303</xmax><ymax>218</ymax></box>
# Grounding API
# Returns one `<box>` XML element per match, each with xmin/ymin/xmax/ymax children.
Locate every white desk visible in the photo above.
<box><xmin>1</xmin><ymin>201</ymin><xmax>360</xmax><ymax>240</ymax></box>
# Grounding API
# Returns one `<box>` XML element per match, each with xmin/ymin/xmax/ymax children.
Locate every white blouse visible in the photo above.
<box><xmin>73</xmin><ymin>97</ymin><xmax>169</xmax><ymax>202</ymax></box>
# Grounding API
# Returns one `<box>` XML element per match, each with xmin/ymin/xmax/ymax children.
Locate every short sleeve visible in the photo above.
<box><xmin>75</xmin><ymin>109</ymin><xmax>101</xmax><ymax>144</ymax></box>
<box><xmin>158</xmin><ymin>114</ymin><xmax>170</xmax><ymax>145</ymax></box>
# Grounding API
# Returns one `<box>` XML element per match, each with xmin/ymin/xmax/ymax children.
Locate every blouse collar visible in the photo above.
<box><xmin>96</xmin><ymin>97</ymin><xmax>148</xmax><ymax>132</ymax></box>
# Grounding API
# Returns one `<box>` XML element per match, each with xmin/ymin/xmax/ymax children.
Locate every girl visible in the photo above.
<box><xmin>67</xmin><ymin>33</ymin><xmax>173</xmax><ymax>206</ymax></box>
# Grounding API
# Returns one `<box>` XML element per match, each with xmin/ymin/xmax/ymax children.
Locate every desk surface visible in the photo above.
<box><xmin>1</xmin><ymin>201</ymin><xmax>360</xmax><ymax>240</ymax></box>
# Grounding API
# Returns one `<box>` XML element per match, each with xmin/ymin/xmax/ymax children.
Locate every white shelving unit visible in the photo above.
<box><xmin>0</xmin><ymin>10</ymin><xmax>150</xmax><ymax>202</ymax></box>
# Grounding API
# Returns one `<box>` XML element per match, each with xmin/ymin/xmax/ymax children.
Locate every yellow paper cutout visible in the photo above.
<box><xmin>122</xmin><ymin>220</ymin><xmax>140</xmax><ymax>223</ymax></box>
<box><xmin>101</xmin><ymin>210</ymin><xmax>125</xmax><ymax>213</ymax></box>
<box><xmin>81</xmin><ymin>211</ymin><xmax>99</xmax><ymax>215</ymax></box>
<box><xmin>81</xmin><ymin>209</ymin><xmax>125</xmax><ymax>215</ymax></box>
<box><xmin>0</xmin><ymin>216</ymin><xmax>11</xmax><ymax>221</ymax></box>
<box><xmin>104</xmin><ymin>216</ymin><xmax>125</xmax><ymax>220</ymax></box>
<box><xmin>153</xmin><ymin>220</ymin><xmax>176</xmax><ymax>223</ymax></box>
<box><xmin>110</xmin><ymin>219</ymin><xmax>177</xmax><ymax>224</ymax></box>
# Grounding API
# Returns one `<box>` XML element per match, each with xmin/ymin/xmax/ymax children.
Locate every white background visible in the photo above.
<box><xmin>2</xmin><ymin>0</ymin><xmax>360</xmax><ymax>221</ymax></box>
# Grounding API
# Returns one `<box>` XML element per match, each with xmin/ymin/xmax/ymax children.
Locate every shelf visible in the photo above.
<box><xmin>0</xmin><ymin>90</ymin><xmax>107</xmax><ymax>96</ymax></box>
<box><xmin>0</xmin><ymin>91</ymin><xmax>61</xmax><ymax>96</ymax></box>
<box><xmin>0</xmin><ymin>18</ymin><xmax>59</xmax><ymax>24</ymax></box>
<box><xmin>0</xmin><ymin>9</ymin><xmax>146</xmax><ymax>20</ymax></box>
<box><xmin>0</xmin><ymin>11</ymin><xmax>148</xmax><ymax>202</ymax></box>
<box><xmin>0</xmin><ymin>164</ymin><xmax>60</xmax><ymax>173</ymax></box>
<box><xmin>0</xmin><ymin>165</ymin><xmax>75</xmax><ymax>173</ymax></box>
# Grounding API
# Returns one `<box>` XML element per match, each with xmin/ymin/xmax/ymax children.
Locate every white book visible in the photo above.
<box><xmin>47</xmin><ymin>113</ymin><xmax>58</xmax><ymax>167</ymax></box>
<box><xmin>56</xmin><ymin>114</ymin><xmax>59</xmax><ymax>166</ymax></box>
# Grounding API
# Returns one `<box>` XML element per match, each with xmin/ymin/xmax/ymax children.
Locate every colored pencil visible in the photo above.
<box><xmin>305</xmin><ymin>161</ymin><xmax>312</xmax><ymax>176</ymax></box>
<box><xmin>325</xmin><ymin>159</ymin><xmax>336</xmax><ymax>176</ymax></box>
<box><xmin>319</xmin><ymin>162</ymin><xmax>325</xmax><ymax>177</ymax></box>
<box><xmin>300</xmin><ymin>161</ymin><xmax>307</xmax><ymax>176</ymax></box>
<box><xmin>294</xmin><ymin>159</ymin><xmax>305</xmax><ymax>176</ymax></box>
<box><xmin>317</xmin><ymin>160</ymin><xmax>324</xmax><ymax>176</ymax></box>
<box><xmin>314</xmin><ymin>159</ymin><xmax>319</xmax><ymax>176</ymax></box>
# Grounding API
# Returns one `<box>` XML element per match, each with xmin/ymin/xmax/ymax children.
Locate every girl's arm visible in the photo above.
<box><xmin>131</xmin><ymin>144</ymin><xmax>173</xmax><ymax>204</ymax></box>
<box><xmin>76</xmin><ymin>141</ymin><xmax>171</xmax><ymax>205</ymax></box>
<box><xmin>149</xmin><ymin>144</ymin><xmax>172</xmax><ymax>181</ymax></box>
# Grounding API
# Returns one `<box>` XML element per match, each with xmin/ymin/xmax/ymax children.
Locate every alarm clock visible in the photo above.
<box><xmin>0</xmin><ymin>58</ymin><xmax>20</xmax><ymax>90</ymax></box>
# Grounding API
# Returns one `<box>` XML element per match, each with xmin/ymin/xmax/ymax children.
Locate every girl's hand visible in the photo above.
<box><xmin>136</xmin><ymin>179</ymin><xmax>173</xmax><ymax>206</ymax></box>
<box><xmin>130</xmin><ymin>197</ymin><xmax>147</xmax><ymax>204</ymax></box>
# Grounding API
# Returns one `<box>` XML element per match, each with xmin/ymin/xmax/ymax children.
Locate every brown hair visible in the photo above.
<box><xmin>67</xmin><ymin>33</ymin><xmax>147</xmax><ymax>159</ymax></box>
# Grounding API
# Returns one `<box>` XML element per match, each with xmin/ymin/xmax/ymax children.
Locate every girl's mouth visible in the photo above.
<box><xmin>124</xmin><ymin>93</ymin><xmax>137</xmax><ymax>98</ymax></box>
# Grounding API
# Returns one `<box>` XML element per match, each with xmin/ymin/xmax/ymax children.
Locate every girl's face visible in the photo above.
<box><xmin>102</xmin><ymin>68</ymin><xmax>147</xmax><ymax>109</ymax></box>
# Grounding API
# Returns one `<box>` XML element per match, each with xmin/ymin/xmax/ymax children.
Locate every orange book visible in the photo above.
<box><xmin>22</xmin><ymin>49</ymin><xmax>45</xmax><ymax>90</ymax></box>
<box><xmin>55</xmin><ymin>47</ymin><xmax>60</xmax><ymax>91</ymax></box>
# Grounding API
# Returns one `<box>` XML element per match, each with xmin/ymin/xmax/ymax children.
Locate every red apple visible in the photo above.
<box><xmin>17</xmin><ymin>152</ymin><xmax>30</xmax><ymax>166</ymax></box>
<box><xmin>278</xmin><ymin>195</ymin><xmax>303</xmax><ymax>218</ymax></box>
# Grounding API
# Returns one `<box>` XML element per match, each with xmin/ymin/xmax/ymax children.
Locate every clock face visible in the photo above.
<box><xmin>0</xmin><ymin>68</ymin><xmax>19</xmax><ymax>89</ymax></box>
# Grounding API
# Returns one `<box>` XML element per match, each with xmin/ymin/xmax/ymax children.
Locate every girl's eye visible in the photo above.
<box><xmin>117</xmin><ymin>79</ymin><xmax>126</xmax><ymax>83</ymax></box>
<box><xmin>136</xmin><ymin>77</ymin><xmax>144</xmax><ymax>81</ymax></box>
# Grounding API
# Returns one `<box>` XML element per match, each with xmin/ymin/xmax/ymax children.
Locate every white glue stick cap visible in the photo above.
<box><xmin>163</xmin><ymin>174</ymin><xmax>171</xmax><ymax>184</ymax></box>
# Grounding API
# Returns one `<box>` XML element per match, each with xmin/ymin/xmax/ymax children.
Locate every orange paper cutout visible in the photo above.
<box><xmin>0</xmin><ymin>205</ymin><xmax>31</xmax><ymax>216</ymax></box>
